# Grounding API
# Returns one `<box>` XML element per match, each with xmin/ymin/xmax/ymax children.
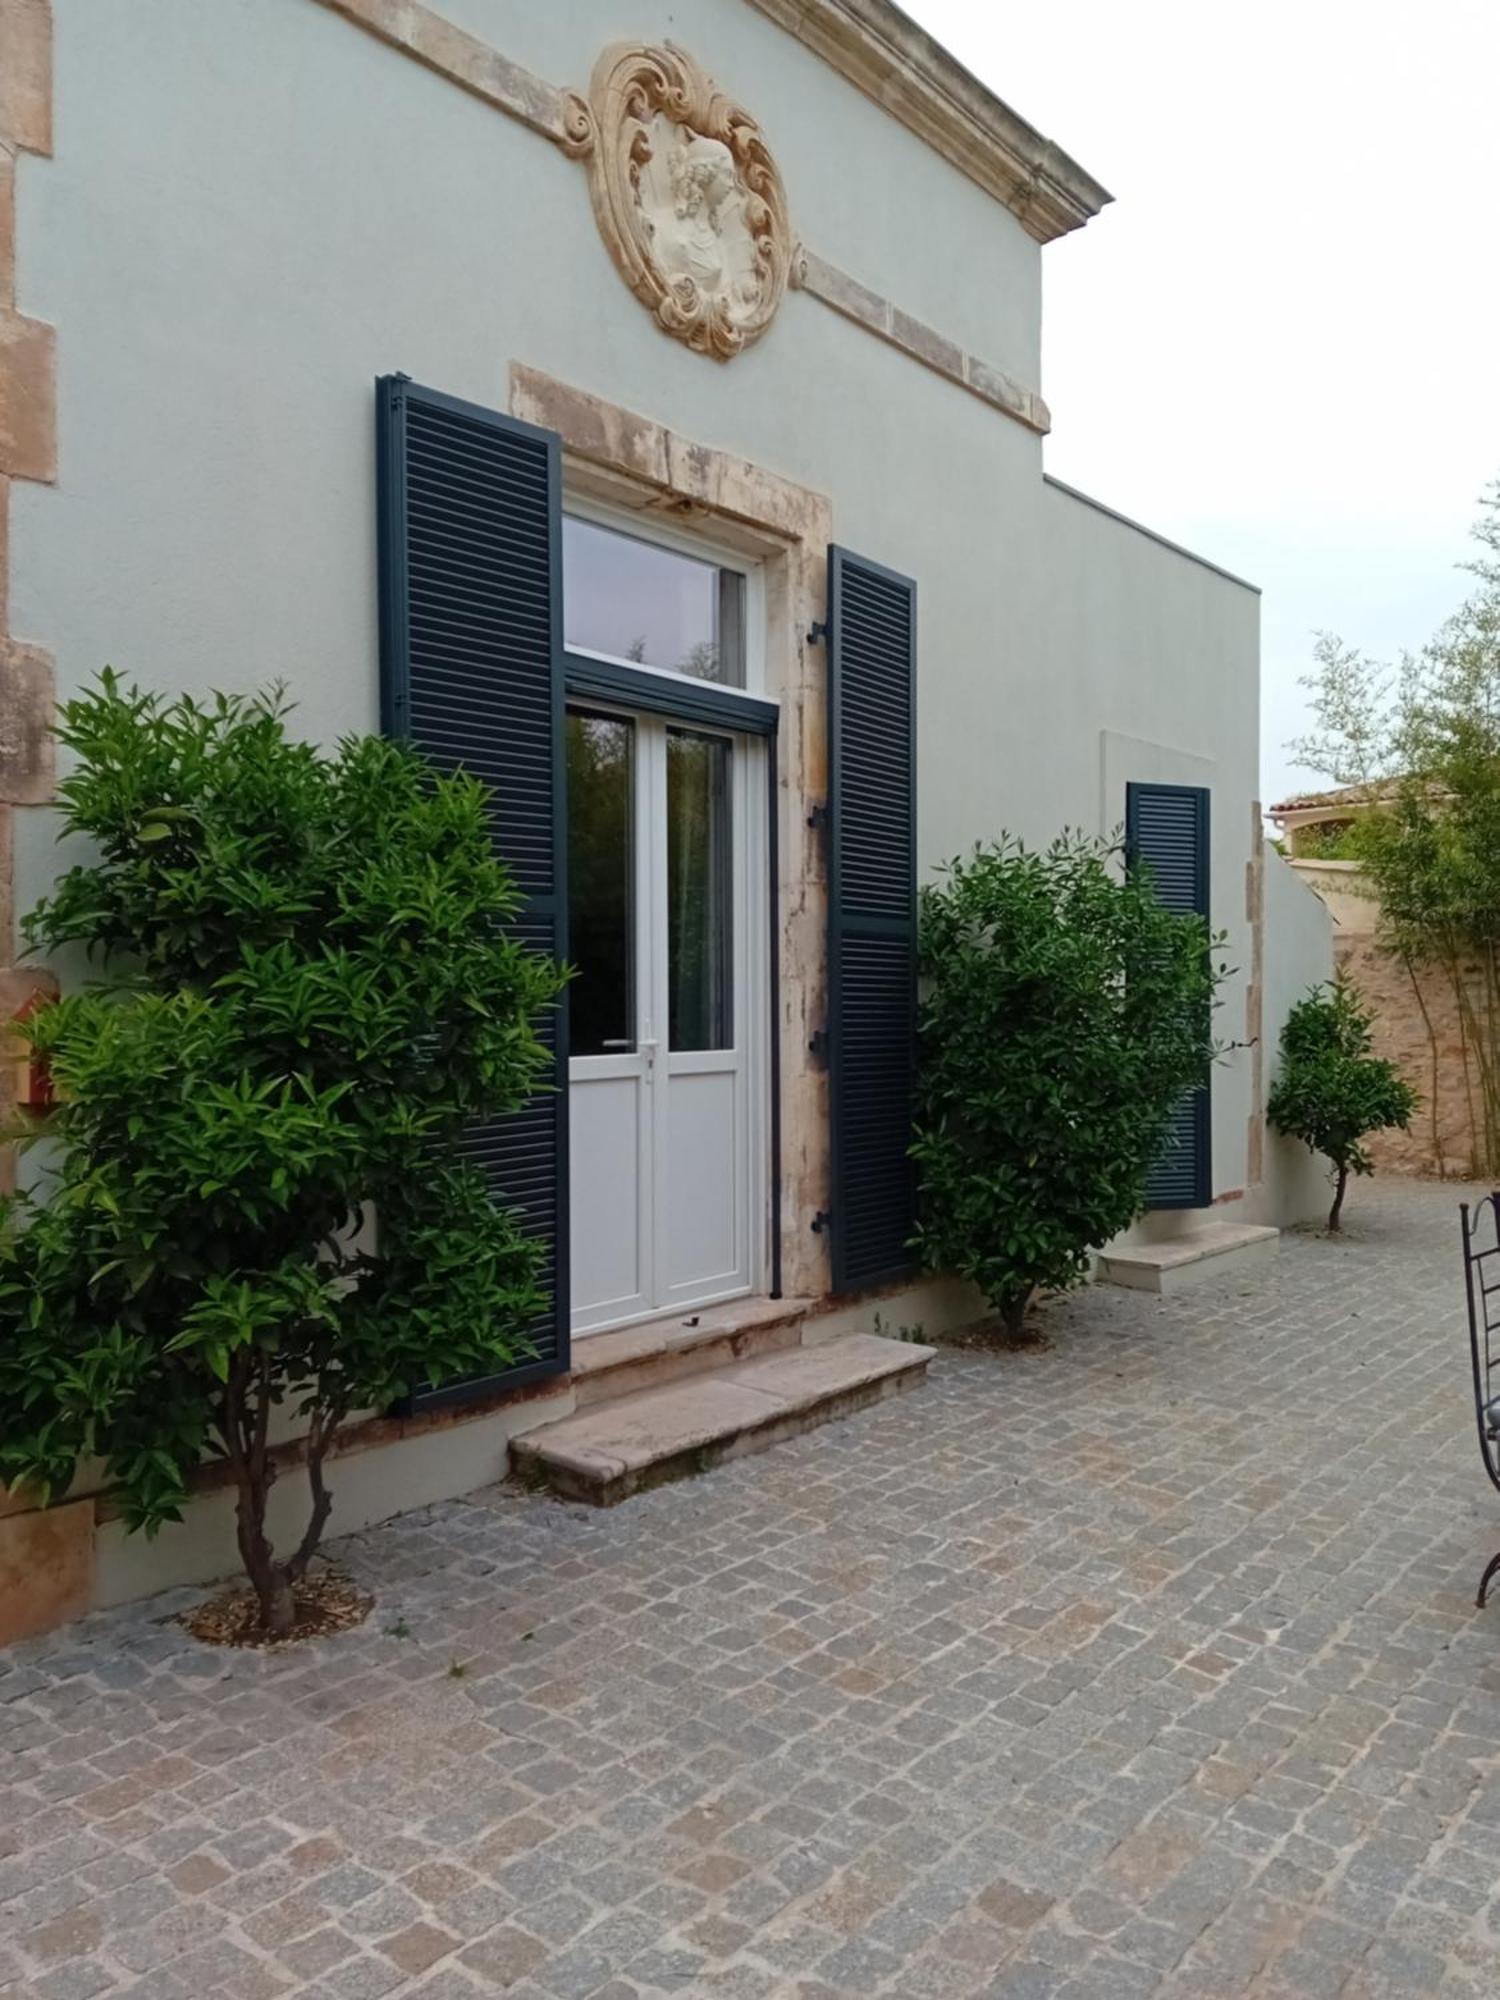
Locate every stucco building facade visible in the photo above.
<box><xmin>0</xmin><ymin>0</ymin><xmax>1331</xmax><ymax>1633</ymax></box>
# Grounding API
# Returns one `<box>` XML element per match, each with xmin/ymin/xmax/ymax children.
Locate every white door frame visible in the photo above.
<box><xmin>569</xmin><ymin>705</ymin><xmax>769</xmax><ymax>1336</ymax></box>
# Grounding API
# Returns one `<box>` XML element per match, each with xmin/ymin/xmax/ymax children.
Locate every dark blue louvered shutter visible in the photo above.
<box><xmin>1127</xmin><ymin>781</ymin><xmax>1212</xmax><ymax>1210</ymax></box>
<box><xmin>826</xmin><ymin>546</ymin><xmax>918</xmax><ymax>1292</ymax></box>
<box><xmin>376</xmin><ymin>375</ymin><xmax>569</xmax><ymax>1400</ymax></box>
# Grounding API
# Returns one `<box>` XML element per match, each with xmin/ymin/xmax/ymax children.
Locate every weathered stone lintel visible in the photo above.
<box><xmin>511</xmin><ymin>363</ymin><xmax>830</xmax><ymax>546</ymax></box>
<box><xmin>794</xmin><ymin>245</ymin><xmax>1049</xmax><ymax>435</ymax></box>
<box><xmin>311</xmin><ymin>0</ymin><xmax>590</xmax><ymax>151</ymax></box>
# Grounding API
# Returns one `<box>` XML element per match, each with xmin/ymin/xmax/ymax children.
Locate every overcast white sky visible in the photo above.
<box><xmin>904</xmin><ymin>0</ymin><xmax>1500</xmax><ymax>808</ymax></box>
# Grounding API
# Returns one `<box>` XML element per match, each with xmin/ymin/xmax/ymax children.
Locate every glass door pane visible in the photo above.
<box><xmin>566</xmin><ymin>710</ymin><xmax>635</xmax><ymax>1057</ymax></box>
<box><xmin>666</xmin><ymin>728</ymin><xmax>733</xmax><ymax>1052</ymax></box>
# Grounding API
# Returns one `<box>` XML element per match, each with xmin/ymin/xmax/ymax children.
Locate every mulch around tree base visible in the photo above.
<box><xmin>923</xmin><ymin>1316</ymin><xmax>1054</xmax><ymax>1354</ymax></box>
<box><xmin>181</xmin><ymin>1567</ymin><xmax>372</xmax><ymax>1648</ymax></box>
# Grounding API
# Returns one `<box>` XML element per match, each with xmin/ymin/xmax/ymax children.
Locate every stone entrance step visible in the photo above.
<box><xmin>512</xmin><ymin>1332</ymin><xmax>935</xmax><ymax>1505</ymax></box>
<box><xmin>1097</xmin><ymin>1220</ymin><xmax>1279</xmax><ymax>1295</ymax></box>
<box><xmin>569</xmin><ymin>1296</ymin><xmax>815</xmax><ymax>1410</ymax></box>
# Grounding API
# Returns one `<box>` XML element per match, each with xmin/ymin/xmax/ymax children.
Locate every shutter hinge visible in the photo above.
<box><xmin>811</xmin><ymin>1210</ymin><xmax>832</xmax><ymax>1234</ymax></box>
<box><xmin>807</xmin><ymin>802</ymin><xmax>829</xmax><ymax>831</ymax></box>
<box><xmin>806</xmin><ymin>620</ymin><xmax>829</xmax><ymax>646</ymax></box>
<box><xmin>808</xmin><ymin>1027</ymin><xmax>829</xmax><ymax>1062</ymax></box>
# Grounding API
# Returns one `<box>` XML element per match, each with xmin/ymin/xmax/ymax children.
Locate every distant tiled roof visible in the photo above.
<box><xmin>1268</xmin><ymin>782</ymin><xmax>1380</xmax><ymax>816</ymax></box>
<box><xmin>1269</xmin><ymin>778</ymin><xmax>1449</xmax><ymax>819</ymax></box>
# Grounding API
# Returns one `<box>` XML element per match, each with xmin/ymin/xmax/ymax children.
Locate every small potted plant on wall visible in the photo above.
<box><xmin>1268</xmin><ymin>975</ymin><xmax>1417</xmax><ymax>1232</ymax></box>
<box><xmin>0</xmin><ymin>674</ymin><xmax>564</xmax><ymax>1642</ymax></box>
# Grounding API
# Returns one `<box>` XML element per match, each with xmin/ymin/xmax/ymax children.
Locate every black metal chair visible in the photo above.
<box><xmin>1461</xmin><ymin>1193</ymin><xmax>1500</xmax><ymax>1605</ymax></box>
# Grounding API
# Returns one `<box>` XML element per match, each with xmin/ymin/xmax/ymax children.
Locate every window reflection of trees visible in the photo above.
<box><xmin>566</xmin><ymin>713</ymin><xmax>633</xmax><ymax>1056</ymax></box>
<box><xmin>668</xmin><ymin>730</ymin><xmax>732</xmax><ymax>1052</ymax></box>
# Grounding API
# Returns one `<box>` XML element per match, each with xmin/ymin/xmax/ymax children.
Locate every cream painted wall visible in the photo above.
<box><xmin>2</xmin><ymin>0</ymin><xmax>1342</xmax><ymax>1615</ymax></box>
<box><xmin>13</xmin><ymin>0</ymin><xmax>1313</xmax><ymax>1221</ymax></box>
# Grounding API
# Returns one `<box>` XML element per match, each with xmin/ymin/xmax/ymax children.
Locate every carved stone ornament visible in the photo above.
<box><xmin>565</xmin><ymin>43</ymin><xmax>792</xmax><ymax>361</ymax></box>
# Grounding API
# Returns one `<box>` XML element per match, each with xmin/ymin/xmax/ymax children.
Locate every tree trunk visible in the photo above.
<box><xmin>999</xmin><ymin>1290</ymin><xmax>1031</xmax><ymax>1338</ymax></box>
<box><xmin>1402</xmin><ymin>950</ymin><xmax>1444</xmax><ymax>1177</ymax></box>
<box><xmin>223</xmin><ymin>1354</ymin><xmax>299</xmax><ymax>1638</ymax></box>
<box><xmin>287</xmin><ymin>1412</ymin><xmax>340</xmax><ymax>1585</ymax></box>
<box><xmin>1447</xmin><ymin>946</ymin><xmax>1487</xmax><ymax>1175</ymax></box>
<box><xmin>1328</xmin><ymin>1162</ymin><xmax>1349</xmax><ymax>1233</ymax></box>
<box><xmin>232</xmin><ymin>1474</ymin><xmax>297</xmax><ymax>1636</ymax></box>
<box><xmin>258</xmin><ymin>1565</ymin><xmax>297</xmax><ymax>1639</ymax></box>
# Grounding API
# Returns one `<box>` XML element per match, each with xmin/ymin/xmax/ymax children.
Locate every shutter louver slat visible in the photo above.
<box><xmin>1128</xmin><ymin>781</ymin><xmax>1212</xmax><ymax>1211</ymax></box>
<box><xmin>827</xmin><ymin>545</ymin><xmax>918</xmax><ymax>1292</ymax></box>
<box><xmin>377</xmin><ymin>376</ymin><xmax>570</xmax><ymax>1403</ymax></box>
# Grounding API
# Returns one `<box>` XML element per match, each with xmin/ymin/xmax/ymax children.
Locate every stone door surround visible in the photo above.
<box><xmin>510</xmin><ymin>363</ymin><xmax>835</xmax><ymax>1306</ymax></box>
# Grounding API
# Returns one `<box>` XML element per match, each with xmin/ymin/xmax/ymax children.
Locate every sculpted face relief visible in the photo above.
<box><xmin>568</xmin><ymin>43</ymin><xmax>792</xmax><ymax>360</ymax></box>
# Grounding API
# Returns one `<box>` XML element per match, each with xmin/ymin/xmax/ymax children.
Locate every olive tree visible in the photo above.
<box><xmin>0</xmin><ymin>675</ymin><xmax>563</xmax><ymax>1637</ymax></box>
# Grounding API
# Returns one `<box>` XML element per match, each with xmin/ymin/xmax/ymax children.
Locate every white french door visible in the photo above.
<box><xmin>567</xmin><ymin>708</ymin><xmax>762</xmax><ymax>1335</ymax></box>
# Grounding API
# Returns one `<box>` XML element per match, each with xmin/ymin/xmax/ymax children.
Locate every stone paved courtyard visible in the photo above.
<box><xmin>6</xmin><ymin>1181</ymin><xmax>1500</xmax><ymax>1998</ymax></box>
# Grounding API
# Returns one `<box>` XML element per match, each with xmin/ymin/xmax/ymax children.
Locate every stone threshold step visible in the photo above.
<box><xmin>570</xmin><ymin>1295</ymin><xmax>816</xmax><ymax>1409</ymax></box>
<box><xmin>1097</xmin><ymin>1221</ymin><xmax>1279</xmax><ymax>1295</ymax></box>
<box><xmin>513</xmin><ymin>1332</ymin><xmax>935</xmax><ymax>1506</ymax></box>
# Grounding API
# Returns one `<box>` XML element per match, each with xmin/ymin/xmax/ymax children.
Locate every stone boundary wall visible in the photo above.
<box><xmin>1335</xmin><ymin>934</ymin><xmax>1482</xmax><ymax>1180</ymax></box>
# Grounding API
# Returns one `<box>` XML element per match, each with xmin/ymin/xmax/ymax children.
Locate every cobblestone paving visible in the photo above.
<box><xmin>7</xmin><ymin>1181</ymin><xmax>1500</xmax><ymax>1998</ymax></box>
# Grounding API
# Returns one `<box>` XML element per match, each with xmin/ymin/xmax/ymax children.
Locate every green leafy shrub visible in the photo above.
<box><xmin>913</xmin><ymin>833</ymin><xmax>1226</xmax><ymax>1335</ymax></box>
<box><xmin>1292</xmin><ymin>820</ymin><xmax>1364</xmax><ymax>861</ymax></box>
<box><xmin>0</xmin><ymin>675</ymin><xmax>563</xmax><ymax>1635</ymax></box>
<box><xmin>1267</xmin><ymin>976</ymin><xmax>1416</xmax><ymax>1230</ymax></box>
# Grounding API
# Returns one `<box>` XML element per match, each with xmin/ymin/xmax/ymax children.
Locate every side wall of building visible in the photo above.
<box><xmin>1035</xmin><ymin>479</ymin><xmax>1262</xmax><ymax>1211</ymax></box>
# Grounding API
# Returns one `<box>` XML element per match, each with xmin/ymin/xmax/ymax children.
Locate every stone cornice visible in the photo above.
<box><xmin>742</xmin><ymin>0</ymin><xmax>1111</xmax><ymax>242</ymax></box>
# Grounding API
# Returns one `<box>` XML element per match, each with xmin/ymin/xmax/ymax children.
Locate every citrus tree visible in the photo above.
<box><xmin>1268</xmin><ymin>977</ymin><xmax>1416</xmax><ymax>1230</ymax></box>
<box><xmin>0</xmin><ymin>675</ymin><xmax>563</xmax><ymax>1636</ymax></box>
<box><xmin>914</xmin><ymin>833</ymin><xmax>1225</xmax><ymax>1335</ymax></box>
